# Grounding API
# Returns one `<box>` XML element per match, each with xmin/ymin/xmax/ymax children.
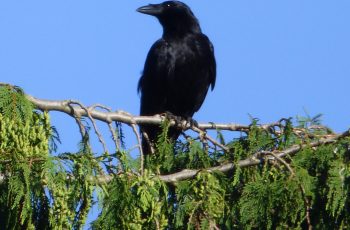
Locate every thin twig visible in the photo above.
<box><xmin>130</xmin><ymin>124</ymin><xmax>144</xmax><ymax>175</ymax></box>
<box><xmin>141</xmin><ymin>130</ymin><xmax>155</xmax><ymax>154</ymax></box>
<box><xmin>69</xmin><ymin>101</ymin><xmax>109</xmax><ymax>154</ymax></box>
<box><xmin>72</xmin><ymin>113</ymin><xmax>87</xmax><ymax>139</ymax></box>
<box><xmin>265</xmin><ymin>152</ymin><xmax>295</xmax><ymax>178</ymax></box>
<box><xmin>191</xmin><ymin>126</ymin><xmax>229</xmax><ymax>152</ymax></box>
<box><xmin>92</xmin><ymin>104</ymin><xmax>122</xmax><ymax>151</ymax></box>
<box><xmin>90</xmin><ymin>104</ymin><xmax>113</xmax><ymax>112</ymax></box>
<box><xmin>90</xmin><ymin>104</ymin><xmax>121</xmax><ymax>172</ymax></box>
<box><xmin>267</xmin><ymin>152</ymin><xmax>312</xmax><ymax>230</ymax></box>
<box><xmin>107</xmin><ymin>122</ymin><xmax>121</xmax><ymax>151</ymax></box>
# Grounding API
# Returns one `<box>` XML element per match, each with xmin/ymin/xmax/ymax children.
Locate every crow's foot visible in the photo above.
<box><xmin>161</xmin><ymin>111</ymin><xmax>183</xmax><ymax>127</ymax></box>
<box><xmin>185</xmin><ymin>117</ymin><xmax>199</xmax><ymax>129</ymax></box>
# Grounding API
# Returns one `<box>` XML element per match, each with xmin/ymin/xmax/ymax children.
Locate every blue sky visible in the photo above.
<box><xmin>1</xmin><ymin>0</ymin><xmax>349</xmax><ymax>227</ymax></box>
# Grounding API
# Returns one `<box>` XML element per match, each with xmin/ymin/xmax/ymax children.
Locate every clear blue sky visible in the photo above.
<box><xmin>1</xmin><ymin>0</ymin><xmax>349</xmax><ymax>227</ymax></box>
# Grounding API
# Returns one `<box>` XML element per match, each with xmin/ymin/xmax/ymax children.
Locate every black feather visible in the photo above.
<box><xmin>137</xmin><ymin>1</ymin><xmax>216</xmax><ymax>154</ymax></box>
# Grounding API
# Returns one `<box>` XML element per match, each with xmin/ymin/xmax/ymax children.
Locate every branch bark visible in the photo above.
<box><xmin>24</xmin><ymin>94</ymin><xmax>252</xmax><ymax>131</ymax></box>
<box><xmin>95</xmin><ymin>128</ymin><xmax>350</xmax><ymax>183</ymax></box>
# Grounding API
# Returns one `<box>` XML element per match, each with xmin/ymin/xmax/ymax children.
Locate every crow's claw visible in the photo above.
<box><xmin>161</xmin><ymin>112</ymin><xmax>198</xmax><ymax>130</ymax></box>
<box><xmin>185</xmin><ymin>117</ymin><xmax>199</xmax><ymax>128</ymax></box>
<box><xmin>162</xmin><ymin>111</ymin><xmax>183</xmax><ymax>126</ymax></box>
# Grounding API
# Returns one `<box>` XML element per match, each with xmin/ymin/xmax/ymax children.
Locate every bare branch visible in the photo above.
<box><xmin>87</xmin><ymin>127</ymin><xmax>350</xmax><ymax>185</ymax></box>
<box><xmin>69</xmin><ymin>101</ymin><xmax>109</xmax><ymax>154</ymax></box>
<box><xmin>157</xmin><ymin>128</ymin><xmax>350</xmax><ymax>183</ymax></box>
<box><xmin>24</xmin><ymin>94</ymin><xmax>252</xmax><ymax>131</ymax></box>
<box><xmin>141</xmin><ymin>130</ymin><xmax>155</xmax><ymax>154</ymax></box>
<box><xmin>191</xmin><ymin>126</ymin><xmax>229</xmax><ymax>152</ymax></box>
<box><xmin>130</xmin><ymin>123</ymin><xmax>144</xmax><ymax>175</ymax></box>
<box><xmin>73</xmin><ymin>115</ymin><xmax>87</xmax><ymax>138</ymax></box>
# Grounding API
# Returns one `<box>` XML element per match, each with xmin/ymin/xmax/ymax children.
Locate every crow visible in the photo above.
<box><xmin>137</xmin><ymin>1</ymin><xmax>216</xmax><ymax>154</ymax></box>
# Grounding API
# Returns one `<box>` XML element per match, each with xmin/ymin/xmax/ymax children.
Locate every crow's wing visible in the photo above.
<box><xmin>138</xmin><ymin>39</ymin><xmax>172</xmax><ymax>116</ymax></box>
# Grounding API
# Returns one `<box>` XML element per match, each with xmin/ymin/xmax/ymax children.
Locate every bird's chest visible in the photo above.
<box><xmin>164</xmin><ymin>40</ymin><xmax>203</xmax><ymax>81</ymax></box>
<box><xmin>166</xmin><ymin>41</ymin><xmax>197</xmax><ymax>65</ymax></box>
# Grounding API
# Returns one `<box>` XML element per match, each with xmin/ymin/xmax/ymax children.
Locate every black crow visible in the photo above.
<box><xmin>137</xmin><ymin>1</ymin><xmax>216</xmax><ymax>154</ymax></box>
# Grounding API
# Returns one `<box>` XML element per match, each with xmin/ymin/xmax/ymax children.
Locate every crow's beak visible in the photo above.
<box><xmin>137</xmin><ymin>4</ymin><xmax>163</xmax><ymax>16</ymax></box>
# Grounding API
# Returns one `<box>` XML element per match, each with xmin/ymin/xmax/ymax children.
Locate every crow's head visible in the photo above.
<box><xmin>137</xmin><ymin>1</ymin><xmax>201</xmax><ymax>36</ymax></box>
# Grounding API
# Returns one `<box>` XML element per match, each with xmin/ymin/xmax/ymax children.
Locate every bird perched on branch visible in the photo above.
<box><xmin>137</xmin><ymin>1</ymin><xmax>216</xmax><ymax>154</ymax></box>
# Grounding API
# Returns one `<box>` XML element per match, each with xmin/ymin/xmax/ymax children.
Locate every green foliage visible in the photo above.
<box><xmin>0</xmin><ymin>86</ymin><xmax>99</xmax><ymax>229</ymax></box>
<box><xmin>239</xmin><ymin>169</ymin><xmax>305</xmax><ymax>229</ymax></box>
<box><xmin>92</xmin><ymin>170</ymin><xmax>169</xmax><ymax>229</ymax></box>
<box><xmin>153</xmin><ymin>119</ymin><xmax>175</xmax><ymax>172</ymax></box>
<box><xmin>0</xmin><ymin>111</ymin><xmax>50</xmax><ymax>229</ymax></box>
<box><xmin>0</xmin><ymin>85</ymin><xmax>33</xmax><ymax>122</ymax></box>
<box><xmin>175</xmin><ymin>172</ymin><xmax>225</xmax><ymax>229</ymax></box>
<box><xmin>1</xmin><ymin>85</ymin><xmax>350</xmax><ymax>229</ymax></box>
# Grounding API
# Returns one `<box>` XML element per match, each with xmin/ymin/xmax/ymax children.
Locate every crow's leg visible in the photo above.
<box><xmin>185</xmin><ymin>116</ymin><xmax>199</xmax><ymax>129</ymax></box>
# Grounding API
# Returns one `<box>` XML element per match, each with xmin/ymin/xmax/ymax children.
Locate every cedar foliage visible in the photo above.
<box><xmin>0</xmin><ymin>86</ymin><xmax>101</xmax><ymax>229</ymax></box>
<box><xmin>0</xmin><ymin>85</ymin><xmax>349</xmax><ymax>229</ymax></box>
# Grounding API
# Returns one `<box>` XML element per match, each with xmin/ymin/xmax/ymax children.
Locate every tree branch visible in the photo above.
<box><xmin>0</xmin><ymin>83</ymin><xmax>349</xmax><ymax>185</ymax></box>
<box><xmin>93</xmin><ymin>128</ymin><xmax>350</xmax><ymax>183</ymax></box>
<box><xmin>25</xmin><ymin>94</ymin><xmax>252</xmax><ymax>131</ymax></box>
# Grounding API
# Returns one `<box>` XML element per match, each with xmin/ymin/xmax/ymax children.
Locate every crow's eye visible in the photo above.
<box><xmin>166</xmin><ymin>4</ymin><xmax>171</xmax><ymax>7</ymax></box>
